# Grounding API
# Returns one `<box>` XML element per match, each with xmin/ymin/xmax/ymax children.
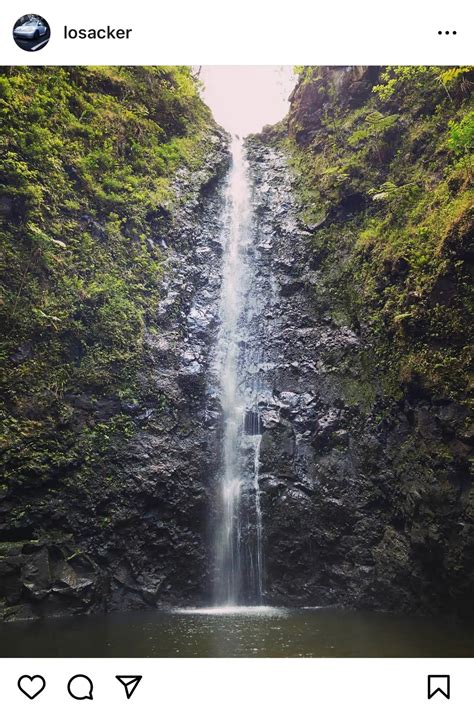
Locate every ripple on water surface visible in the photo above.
<box><xmin>173</xmin><ymin>606</ymin><xmax>287</xmax><ymax>616</ymax></box>
<box><xmin>0</xmin><ymin>607</ymin><xmax>473</xmax><ymax>658</ymax></box>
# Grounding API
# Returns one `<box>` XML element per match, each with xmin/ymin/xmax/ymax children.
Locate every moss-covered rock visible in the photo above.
<box><xmin>282</xmin><ymin>66</ymin><xmax>473</xmax><ymax>406</ymax></box>
<box><xmin>0</xmin><ymin>66</ymin><xmax>230</xmax><ymax>619</ymax></box>
<box><xmin>250</xmin><ymin>68</ymin><xmax>474</xmax><ymax>615</ymax></box>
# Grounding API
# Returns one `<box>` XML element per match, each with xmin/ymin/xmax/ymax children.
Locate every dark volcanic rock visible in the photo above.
<box><xmin>2</xmin><ymin>116</ymin><xmax>472</xmax><ymax>623</ymax></box>
<box><xmin>0</xmin><ymin>130</ymin><xmax>230</xmax><ymax>621</ymax></box>
<box><xmin>245</xmin><ymin>137</ymin><xmax>474</xmax><ymax>617</ymax></box>
<box><xmin>288</xmin><ymin>67</ymin><xmax>381</xmax><ymax>146</ymax></box>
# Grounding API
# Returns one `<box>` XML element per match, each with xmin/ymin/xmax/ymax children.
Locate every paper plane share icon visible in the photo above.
<box><xmin>115</xmin><ymin>675</ymin><xmax>142</xmax><ymax>700</ymax></box>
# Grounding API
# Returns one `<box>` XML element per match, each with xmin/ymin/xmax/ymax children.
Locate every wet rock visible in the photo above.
<box><xmin>22</xmin><ymin>548</ymin><xmax>51</xmax><ymax>600</ymax></box>
<box><xmin>245</xmin><ymin>136</ymin><xmax>474</xmax><ymax>616</ymax></box>
<box><xmin>260</xmin><ymin>426</ymin><xmax>295</xmax><ymax>475</ymax></box>
<box><xmin>0</xmin><ymin>128</ymin><xmax>230</xmax><ymax>621</ymax></box>
<box><xmin>288</xmin><ymin>67</ymin><xmax>380</xmax><ymax>145</ymax></box>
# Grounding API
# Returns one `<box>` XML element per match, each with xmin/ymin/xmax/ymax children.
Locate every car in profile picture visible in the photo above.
<box><xmin>13</xmin><ymin>14</ymin><xmax>50</xmax><ymax>51</ymax></box>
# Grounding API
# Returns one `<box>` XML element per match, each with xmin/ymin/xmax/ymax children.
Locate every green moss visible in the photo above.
<box><xmin>283</xmin><ymin>65</ymin><xmax>473</xmax><ymax>408</ymax></box>
<box><xmin>0</xmin><ymin>66</ymin><xmax>219</xmax><ymax>497</ymax></box>
<box><xmin>340</xmin><ymin>375</ymin><xmax>378</xmax><ymax>412</ymax></box>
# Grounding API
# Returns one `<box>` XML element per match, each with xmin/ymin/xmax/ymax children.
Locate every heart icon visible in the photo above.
<box><xmin>18</xmin><ymin>675</ymin><xmax>46</xmax><ymax>700</ymax></box>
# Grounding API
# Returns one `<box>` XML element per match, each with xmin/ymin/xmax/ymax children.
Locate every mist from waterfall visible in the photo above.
<box><xmin>213</xmin><ymin>137</ymin><xmax>264</xmax><ymax>606</ymax></box>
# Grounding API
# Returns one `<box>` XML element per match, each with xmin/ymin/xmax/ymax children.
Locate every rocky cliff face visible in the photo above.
<box><xmin>247</xmin><ymin>67</ymin><xmax>473</xmax><ymax>616</ymax></box>
<box><xmin>0</xmin><ymin>132</ymin><xmax>230</xmax><ymax>620</ymax></box>
<box><xmin>1</xmin><ymin>66</ymin><xmax>472</xmax><ymax>622</ymax></box>
<box><xmin>245</xmin><ymin>139</ymin><xmax>472</xmax><ymax>614</ymax></box>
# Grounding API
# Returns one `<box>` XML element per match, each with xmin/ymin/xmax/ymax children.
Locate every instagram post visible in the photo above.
<box><xmin>0</xmin><ymin>1</ymin><xmax>472</xmax><ymax>711</ymax></box>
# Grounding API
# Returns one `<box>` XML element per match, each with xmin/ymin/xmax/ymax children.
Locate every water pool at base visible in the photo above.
<box><xmin>1</xmin><ymin>607</ymin><xmax>473</xmax><ymax>657</ymax></box>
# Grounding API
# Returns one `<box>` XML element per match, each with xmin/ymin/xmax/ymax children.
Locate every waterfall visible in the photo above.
<box><xmin>213</xmin><ymin>137</ymin><xmax>264</xmax><ymax>606</ymax></box>
<box><xmin>253</xmin><ymin>433</ymin><xmax>263</xmax><ymax>600</ymax></box>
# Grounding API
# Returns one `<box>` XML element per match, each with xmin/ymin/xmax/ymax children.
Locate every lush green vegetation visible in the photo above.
<box><xmin>283</xmin><ymin>66</ymin><xmax>473</xmax><ymax>407</ymax></box>
<box><xmin>0</xmin><ymin>66</ymin><xmax>218</xmax><ymax>493</ymax></box>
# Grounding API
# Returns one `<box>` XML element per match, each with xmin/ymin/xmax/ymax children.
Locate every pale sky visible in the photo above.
<box><xmin>198</xmin><ymin>66</ymin><xmax>297</xmax><ymax>137</ymax></box>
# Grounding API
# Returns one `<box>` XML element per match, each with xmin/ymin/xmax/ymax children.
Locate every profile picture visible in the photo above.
<box><xmin>13</xmin><ymin>14</ymin><xmax>50</xmax><ymax>52</ymax></box>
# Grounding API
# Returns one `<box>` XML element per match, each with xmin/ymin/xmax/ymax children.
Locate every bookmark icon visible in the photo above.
<box><xmin>427</xmin><ymin>675</ymin><xmax>450</xmax><ymax>700</ymax></box>
<box><xmin>115</xmin><ymin>675</ymin><xmax>142</xmax><ymax>700</ymax></box>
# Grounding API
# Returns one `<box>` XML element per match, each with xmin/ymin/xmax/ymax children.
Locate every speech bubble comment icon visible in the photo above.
<box><xmin>428</xmin><ymin>674</ymin><xmax>450</xmax><ymax>700</ymax></box>
<box><xmin>68</xmin><ymin>674</ymin><xmax>94</xmax><ymax>700</ymax></box>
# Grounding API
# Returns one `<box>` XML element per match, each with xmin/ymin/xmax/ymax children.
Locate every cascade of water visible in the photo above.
<box><xmin>213</xmin><ymin>137</ymin><xmax>264</xmax><ymax>606</ymax></box>
<box><xmin>253</xmin><ymin>433</ymin><xmax>263</xmax><ymax>601</ymax></box>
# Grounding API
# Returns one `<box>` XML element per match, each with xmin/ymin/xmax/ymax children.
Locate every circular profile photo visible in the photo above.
<box><xmin>13</xmin><ymin>14</ymin><xmax>50</xmax><ymax>52</ymax></box>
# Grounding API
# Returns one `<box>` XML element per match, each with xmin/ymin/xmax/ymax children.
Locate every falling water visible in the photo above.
<box><xmin>214</xmin><ymin>137</ymin><xmax>264</xmax><ymax>606</ymax></box>
<box><xmin>253</xmin><ymin>433</ymin><xmax>263</xmax><ymax>599</ymax></box>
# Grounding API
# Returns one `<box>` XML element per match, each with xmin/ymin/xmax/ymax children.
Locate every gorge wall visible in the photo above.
<box><xmin>0</xmin><ymin>67</ymin><xmax>230</xmax><ymax>619</ymax></box>
<box><xmin>0</xmin><ymin>66</ymin><xmax>472</xmax><ymax>621</ymax></box>
<box><xmin>253</xmin><ymin>66</ymin><xmax>473</xmax><ymax>614</ymax></box>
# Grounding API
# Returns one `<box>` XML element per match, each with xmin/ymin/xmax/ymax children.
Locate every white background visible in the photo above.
<box><xmin>1</xmin><ymin>658</ymin><xmax>470</xmax><ymax>713</ymax></box>
<box><xmin>0</xmin><ymin>0</ymin><xmax>473</xmax><ymax>712</ymax></box>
